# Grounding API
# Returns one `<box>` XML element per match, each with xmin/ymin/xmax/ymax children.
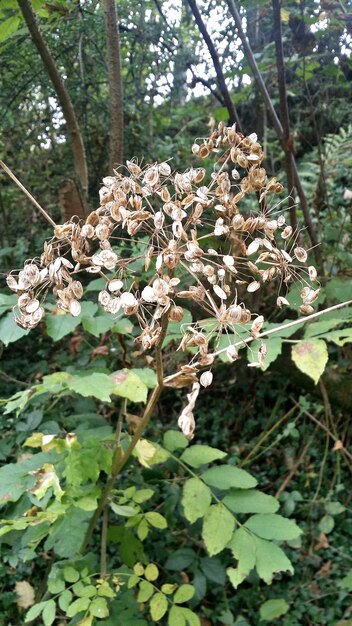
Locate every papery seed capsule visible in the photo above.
<box><xmin>159</xmin><ymin>162</ymin><xmax>171</xmax><ymax>176</ymax></box>
<box><xmin>251</xmin><ymin>315</ymin><xmax>264</xmax><ymax>336</ymax></box>
<box><xmin>168</xmin><ymin>306</ymin><xmax>184</xmax><ymax>322</ymax></box>
<box><xmin>25</xmin><ymin>299</ymin><xmax>40</xmax><ymax>314</ymax></box>
<box><xmin>198</xmin><ymin>145</ymin><xmax>209</xmax><ymax>158</ymax></box>
<box><xmin>6</xmin><ymin>275</ymin><xmax>19</xmax><ymax>291</ymax></box>
<box><xmin>226</xmin><ymin>344</ymin><xmax>238</xmax><ymax>361</ymax></box>
<box><xmin>246</xmin><ymin>239</ymin><xmax>260</xmax><ymax>256</ymax></box>
<box><xmin>18</xmin><ymin>293</ymin><xmax>31</xmax><ymax>308</ymax></box>
<box><xmin>200</xmin><ymin>371</ymin><xmax>213</xmax><ymax>387</ymax></box>
<box><xmin>69</xmin><ymin>300</ymin><xmax>81</xmax><ymax>317</ymax></box>
<box><xmin>71</xmin><ymin>281</ymin><xmax>83</xmax><ymax>299</ymax></box>
<box><xmin>281</xmin><ymin>225</ymin><xmax>293</xmax><ymax>239</ymax></box>
<box><xmin>192</xmin><ymin>144</ymin><xmax>200</xmax><ymax>155</ymax></box>
<box><xmin>294</xmin><ymin>247</ymin><xmax>308</xmax><ymax>262</ymax></box>
<box><xmin>213</xmin><ymin>285</ymin><xmax>227</xmax><ymax>300</ymax></box>
<box><xmin>108</xmin><ymin>279</ymin><xmax>123</xmax><ymax>293</ymax></box>
<box><xmin>277</xmin><ymin>296</ymin><xmax>290</xmax><ymax>307</ymax></box>
<box><xmin>299</xmin><ymin>304</ymin><xmax>314</xmax><ymax>315</ymax></box>
<box><xmin>223</xmin><ymin>255</ymin><xmax>235</xmax><ymax>267</ymax></box>
<box><xmin>308</xmin><ymin>266</ymin><xmax>317</xmax><ymax>281</ymax></box>
<box><xmin>247</xmin><ymin>281</ymin><xmax>260</xmax><ymax>293</ymax></box>
<box><xmin>99</xmin><ymin>290</ymin><xmax>111</xmax><ymax>306</ymax></box>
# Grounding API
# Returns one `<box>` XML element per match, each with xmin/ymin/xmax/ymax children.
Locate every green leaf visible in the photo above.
<box><xmin>132</xmin><ymin>368</ymin><xmax>157</xmax><ymax>388</ymax></box>
<box><xmin>0</xmin><ymin>312</ymin><xmax>29</xmax><ymax>345</ymax></box>
<box><xmin>58</xmin><ymin>589</ymin><xmax>73</xmax><ymax>612</ymax></box>
<box><xmin>318</xmin><ymin>514</ymin><xmax>335</xmax><ymax>534</ymax></box>
<box><xmin>259</xmin><ymin>599</ymin><xmax>290</xmax><ymax>621</ymax></box>
<box><xmin>201</xmin><ymin>466</ymin><xmax>257</xmax><ymax>490</ymax></box>
<box><xmin>145</xmin><ymin>511</ymin><xmax>167</xmax><ymax>529</ymax></box>
<box><xmin>110</xmin><ymin>503</ymin><xmax>138</xmax><ymax>517</ymax></box>
<box><xmin>66</xmin><ymin>596</ymin><xmax>91</xmax><ymax>617</ymax></box>
<box><xmin>150</xmin><ymin>593</ymin><xmax>168</xmax><ymax>621</ymax></box>
<box><xmin>169</xmin><ymin>606</ymin><xmax>186</xmax><ymax>626</ymax></box>
<box><xmin>202</xmin><ymin>504</ymin><xmax>235</xmax><ymax>556</ymax></box>
<box><xmin>325</xmin><ymin>501</ymin><xmax>346</xmax><ymax>515</ymax></box>
<box><xmin>67</xmin><ymin>372</ymin><xmax>116</xmax><ymax>402</ymax></box>
<box><xmin>110</xmin><ymin>369</ymin><xmax>148</xmax><ymax>403</ymax></box>
<box><xmin>137</xmin><ymin>580</ymin><xmax>154</xmax><ymax>603</ymax></box>
<box><xmin>223</xmin><ymin>489</ymin><xmax>279</xmax><ymax>514</ymax></box>
<box><xmin>291</xmin><ymin>339</ymin><xmax>328</xmax><ymax>384</ymax></box>
<box><xmin>0</xmin><ymin>451</ymin><xmax>58</xmax><ymax>503</ymax></box>
<box><xmin>180</xmin><ymin>445</ymin><xmax>227</xmax><ymax>468</ymax></box>
<box><xmin>25</xmin><ymin>602</ymin><xmax>46</xmax><ymax>622</ymax></box>
<box><xmin>144</xmin><ymin>563</ymin><xmax>159</xmax><ymax>581</ymax></box>
<box><xmin>245</xmin><ymin>514</ymin><xmax>302</xmax><ymax>540</ymax></box>
<box><xmin>63</xmin><ymin>566</ymin><xmax>80</xmax><ymax>582</ymax></box>
<box><xmin>42</xmin><ymin>599</ymin><xmax>56</xmax><ymax>626</ymax></box>
<box><xmin>46</xmin><ymin>313</ymin><xmax>80</xmax><ymax>341</ymax></box>
<box><xmin>163</xmin><ymin>430</ymin><xmax>189</xmax><ymax>452</ymax></box>
<box><xmin>227</xmin><ymin>528</ymin><xmax>256</xmax><ymax>588</ymax></box>
<box><xmin>182</xmin><ymin>478</ymin><xmax>212</xmax><ymax>523</ymax></box>
<box><xmin>0</xmin><ymin>15</ymin><xmax>20</xmax><ymax>42</ymax></box>
<box><xmin>174</xmin><ymin>584</ymin><xmax>195</xmax><ymax>604</ymax></box>
<box><xmin>89</xmin><ymin>597</ymin><xmax>109</xmax><ymax>618</ymax></box>
<box><xmin>253</xmin><ymin>536</ymin><xmax>294</xmax><ymax>584</ymax></box>
<box><xmin>248</xmin><ymin>337</ymin><xmax>283</xmax><ymax>370</ymax></box>
<box><xmin>200</xmin><ymin>557</ymin><xmax>226</xmax><ymax>585</ymax></box>
<box><xmin>164</xmin><ymin>548</ymin><xmax>196</xmax><ymax>571</ymax></box>
<box><xmin>82</xmin><ymin>314</ymin><xmax>115</xmax><ymax>337</ymax></box>
<box><xmin>181</xmin><ymin>607</ymin><xmax>201</xmax><ymax>626</ymax></box>
<box><xmin>339</xmin><ymin>571</ymin><xmax>352</xmax><ymax>591</ymax></box>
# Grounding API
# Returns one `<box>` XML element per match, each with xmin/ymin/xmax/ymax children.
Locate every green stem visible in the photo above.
<box><xmin>79</xmin><ymin>315</ymin><xmax>169</xmax><ymax>554</ymax></box>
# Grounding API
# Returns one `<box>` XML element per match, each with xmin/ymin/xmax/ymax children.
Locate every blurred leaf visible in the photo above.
<box><xmin>259</xmin><ymin>598</ymin><xmax>289</xmax><ymax>621</ymax></box>
<box><xmin>291</xmin><ymin>339</ymin><xmax>328</xmax><ymax>384</ymax></box>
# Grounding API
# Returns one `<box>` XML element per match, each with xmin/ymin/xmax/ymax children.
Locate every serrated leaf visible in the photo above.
<box><xmin>245</xmin><ymin>514</ymin><xmax>302</xmax><ymax>540</ymax></box>
<box><xmin>174</xmin><ymin>584</ymin><xmax>195</xmax><ymax>604</ymax></box>
<box><xmin>223</xmin><ymin>489</ymin><xmax>279</xmax><ymax>514</ymax></box>
<box><xmin>182</xmin><ymin>478</ymin><xmax>212</xmax><ymax>523</ymax></box>
<box><xmin>180</xmin><ymin>445</ymin><xmax>227</xmax><ymax>468</ymax></box>
<box><xmin>163</xmin><ymin>430</ymin><xmax>189</xmax><ymax>452</ymax></box>
<box><xmin>67</xmin><ymin>372</ymin><xmax>116</xmax><ymax>402</ymax></box>
<box><xmin>291</xmin><ymin>339</ymin><xmax>328</xmax><ymax>384</ymax></box>
<box><xmin>202</xmin><ymin>504</ymin><xmax>235</xmax><ymax>556</ymax></box>
<box><xmin>254</xmin><ymin>536</ymin><xmax>294</xmax><ymax>584</ymax></box>
<box><xmin>201</xmin><ymin>465</ymin><xmax>257</xmax><ymax>490</ymax></box>
<box><xmin>227</xmin><ymin>528</ymin><xmax>256</xmax><ymax>588</ymax></box>
<box><xmin>150</xmin><ymin>592</ymin><xmax>168</xmax><ymax>621</ymax></box>
<box><xmin>260</xmin><ymin>598</ymin><xmax>290</xmax><ymax>621</ymax></box>
<box><xmin>42</xmin><ymin>599</ymin><xmax>56</xmax><ymax>626</ymax></box>
<box><xmin>46</xmin><ymin>313</ymin><xmax>80</xmax><ymax>341</ymax></box>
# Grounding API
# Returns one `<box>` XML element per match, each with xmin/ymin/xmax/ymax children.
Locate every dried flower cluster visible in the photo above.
<box><xmin>7</xmin><ymin>123</ymin><xmax>319</xmax><ymax>436</ymax></box>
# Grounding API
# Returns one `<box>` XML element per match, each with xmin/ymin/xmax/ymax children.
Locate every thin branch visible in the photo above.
<box><xmin>185</xmin><ymin>0</ymin><xmax>242</xmax><ymax>129</ymax></box>
<box><xmin>226</xmin><ymin>0</ymin><xmax>322</xmax><ymax>268</ymax></box>
<box><xmin>17</xmin><ymin>0</ymin><xmax>88</xmax><ymax>209</ymax></box>
<box><xmin>0</xmin><ymin>160</ymin><xmax>57</xmax><ymax>227</ymax></box>
<box><xmin>272</xmin><ymin>0</ymin><xmax>297</xmax><ymax>232</ymax></box>
<box><xmin>79</xmin><ymin>315</ymin><xmax>169</xmax><ymax>554</ymax></box>
<box><xmin>163</xmin><ymin>299</ymin><xmax>352</xmax><ymax>385</ymax></box>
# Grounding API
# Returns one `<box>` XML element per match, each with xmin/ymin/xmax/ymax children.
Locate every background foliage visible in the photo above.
<box><xmin>0</xmin><ymin>0</ymin><xmax>352</xmax><ymax>624</ymax></box>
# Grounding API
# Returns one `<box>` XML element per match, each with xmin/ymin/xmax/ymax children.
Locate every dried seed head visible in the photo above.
<box><xmin>294</xmin><ymin>247</ymin><xmax>308</xmax><ymax>263</ymax></box>
<box><xmin>168</xmin><ymin>306</ymin><xmax>184</xmax><ymax>322</ymax></box>
<box><xmin>200</xmin><ymin>371</ymin><xmax>213</xmax><ymax>387</ymax></box>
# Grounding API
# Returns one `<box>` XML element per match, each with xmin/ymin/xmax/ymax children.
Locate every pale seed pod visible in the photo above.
<box><xmin>69</xmin><ymin>300</ymin><xmax>81</xmax><ymax>317</ymax></box>
<box><xmin>200</xmin><ymin>371</ymin><xmax>213</xmax><ymax>387</ymax></box>
<box><xmin>168</xmin><ymin>306</ymin><xmax>184</xmax><ymax>322</ymax></box>
<box><xmin>281</xmin><ymin>225</ymin><xmax>293</xmax><ymax>239</ymax></box>
<box><xmin>277</xmin><ymin>296</ymin><xmax>290</xmax><ymax>307</ymax></box>
<box><xmin>247</xmin><ymin>281</ymin><xmax>261</xmax><ymax>293</ymax></box>
<box><xmin>198</xmin><ymin>144</ymin><xmax>209</xmax><ymax>158</ymax></box>
<box><xmin>192</xmin><ymin>144</ymin><xmax>200</xmax><ymax>155</ymax></box>
<box><xmin>294</xmin><ymin>247</ymin><xmax>308</xmax><ymax>262</ymax></box>
<box><xmin>108</xmin><ymin>279</ymin><xmax>123</xmax><ymax>293</ymax></box>
<box><xmin>71</xmin><ymin>281</ymin><xmax>83</xmax><ymax>299</ymax></box>
<box><xmin>158</xmin><ymin>162</ymin><xmax>171</xmax><ymax>176</ymax></box>
<box><xmin>308</xmin><ymin>266</ymin><xmax>318</xmax><ymax>281</ymax></box>
<box><xmin>299</xmin><ymin>304</ymin><xmax>314</xmax><ymax>315</ymax></box>
<box><xmin>6</xmin><ymin>275</ymin><xmax>19</xmax><ymax>291</ymax></box>
<box><xmin>251</xmin><ymin>315</ymin><xmax>264</xmax><ymax>337</ymax></box>
<box><xmin>213</xmin><ymin>285</ymin><xmax>227</xmax><ymax>300</ymax></box>
<box><xmin>226</xmin><ymin>344</ymin><xmax>238</xmax><ymax>361</ymax></box>
<box><xmin>25</xmin><ymin>299</ymin><xmax>40</xmax><ymax>314</ymax></box>
<box><xmin>246</xmin><ymin>239</ymin><xmax>260</xmax><ymax>256</ymax></box>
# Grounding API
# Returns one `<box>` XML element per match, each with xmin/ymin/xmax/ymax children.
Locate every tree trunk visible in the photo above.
<box><xmin>185</xmin><ymin>0</ymin><xmax>242</xmax><ymax>130</ymax></box>
<box><xmin>104</xmin><ymin>0</ymin><xmax>124</xmax><ymax>171</ymax></box>
<box><xmin>17</xmin><ymin>0</ymin><xmax>89</xmax><ymax>215</ymax></box>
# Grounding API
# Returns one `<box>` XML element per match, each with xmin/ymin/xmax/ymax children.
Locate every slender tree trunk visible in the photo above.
<box><xmin>226</xmin><ymin>0</ymin><xmax>322</xmax><ymax>270</ymax></box>
<box><xmin>104</xmin><ymin>0</ymin><xmax>124</xmax><ymax>171</ymax></box>
<box><xmin>17</xmin><ymin>0</ymin><xmax>89</xmax><ymax>213</ymax></box>
<box><xmin>185</xmin><ymin>0</ymin><xmax>242</xmax><ymax>130</ymax></box>
<box><xmin>272</xmin><ymin>0</ymin><xmax>297</xmax><ymax>233</ymax></box>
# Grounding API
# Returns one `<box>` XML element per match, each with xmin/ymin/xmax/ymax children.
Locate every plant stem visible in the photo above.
<box><xmin>0</xmin><ymin>160</ymin><xmax>57</xmax><ymax>228</ymax></box>
<box><xmin>79</xmin><ymin>315</ymin><xmax>169</xmax><ymax>554</ymax></box>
